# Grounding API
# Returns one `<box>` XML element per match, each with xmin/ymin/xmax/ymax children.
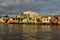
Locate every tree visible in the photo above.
<box><xmin>3</xmin><ymin>15</ymin><xmax>9</xmax><ymax>18</ymax></box>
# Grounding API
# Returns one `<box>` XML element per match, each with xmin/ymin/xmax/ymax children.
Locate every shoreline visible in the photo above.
<box><xmin>0</xmin><ymin>22</ymin><xmax>59</xmax><ymax>25</ymax></box>
<box><xmin>4</xmin><ymin>23</ymin><xmax>59</xmax><ymax>25</ymax></box>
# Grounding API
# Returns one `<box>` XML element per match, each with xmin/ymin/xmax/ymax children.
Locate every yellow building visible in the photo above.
<box><xmin>0</xmin><ymin>18</ymin><xmax>4</xmax><ymax>23</ymax></box>
<box><xmin>41</xmin><ymin>16</ymin><xmax>51</xmax><ymax>23</ymax></box>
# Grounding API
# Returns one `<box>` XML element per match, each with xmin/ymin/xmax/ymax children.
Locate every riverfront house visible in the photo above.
<box><xmin>0</xmin><ymin>18</ymin><xmax>4</xmax><ymax>23</ymax></box>
<box><xmin>41</xmin><ymin>16</ymin><xmax>51</xmax><ymax>24</ymax></box>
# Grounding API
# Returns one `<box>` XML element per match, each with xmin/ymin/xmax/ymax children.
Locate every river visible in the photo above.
<box><xmin>0</xmin><ymin>24</ymin><xmax>60</xmax><ymax>40</ymax></box>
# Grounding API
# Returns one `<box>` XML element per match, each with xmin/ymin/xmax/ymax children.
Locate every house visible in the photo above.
<box><xmin>57</xmin><ymin>16</ymin><xmax>60</xmax><ymax>24</ymax></box>
<box><xmin>51</xmin><ymin>15</ymin><xmax>60</xmax><ymax>24</ymax></box>
<box><xmin>22</xmin><ymin>18</ymin><xmax>33</xmax><ymax>23</ymax></box>
<box><xmin>1</xmin><ymin>16</ymin><xmax>9</xmax><ymax>23</ymax></box>
<box><xmin>12</xmin><ymin>18</ymin><xmax>23</xmax><ymax>23</ymax></box>
<box><xmin>0</xmin><ymin>18</ymin><xmax>5</xmax><ymax>23</ymax></box>
<box><xmin>7</xmin><ymin>18</ymin><xmax>14</xmax><ymax>23</ymax></box>
<box><xmin>51</xmin><ymin>16</ymin><xmax>58</xmax><ymax>24</ymax></box>
<box><xmin>37</xmin><ymin>16</ymin><xmax>43</xmax><ymax>23</ymax></box>
<box><xmin>41</xmin><ymin>16</ymin><xmax>51</xmax><ymax>24</ymax></box>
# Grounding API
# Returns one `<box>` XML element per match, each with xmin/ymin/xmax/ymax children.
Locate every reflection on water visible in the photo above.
<box><xmin>0</xmin><ymin>24</ymin><xmax>60</xmax><ymax>40</ymax></box>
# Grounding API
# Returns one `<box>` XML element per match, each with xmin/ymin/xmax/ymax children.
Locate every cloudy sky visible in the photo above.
<box><xmin>0</xmin><ymin>0</ymin><xmax>60</xmax><ymax>16</ymax></box>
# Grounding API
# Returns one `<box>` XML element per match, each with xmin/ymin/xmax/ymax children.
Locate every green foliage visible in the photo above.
<box><xmin>3</xmin><ymin>15</ymin><xmax>9</xmax><ymax>17</ymax></box>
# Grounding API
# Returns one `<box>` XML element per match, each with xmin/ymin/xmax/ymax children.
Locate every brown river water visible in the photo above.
<box><xmin>0</xmin><ymin>24</ymin><xmax>60</xmax><ymax>40</ymax></box>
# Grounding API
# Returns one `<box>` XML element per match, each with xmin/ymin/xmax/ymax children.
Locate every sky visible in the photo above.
<box><xmin>0</xmin><ymin>0</ymin><xmax>60</xmax><ymax>16</ymax></box>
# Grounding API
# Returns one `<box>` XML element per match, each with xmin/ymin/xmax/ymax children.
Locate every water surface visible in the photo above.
<box><xmin>0</xmin><ymin>24</ymin><xmax>60</xmax><ymax>40</ymax></box>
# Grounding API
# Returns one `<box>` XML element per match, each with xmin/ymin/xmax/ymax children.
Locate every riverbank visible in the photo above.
<box><xmin>7</xmin><ymin>22</ymin><xmax>58</xmax><ymax>25</ymax></box>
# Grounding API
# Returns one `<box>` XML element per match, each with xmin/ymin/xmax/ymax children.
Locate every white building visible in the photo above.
<box><xmin>23</xmin><ymin>11</ymin><xmax>39</xmax><ymax>18</ymax></box>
